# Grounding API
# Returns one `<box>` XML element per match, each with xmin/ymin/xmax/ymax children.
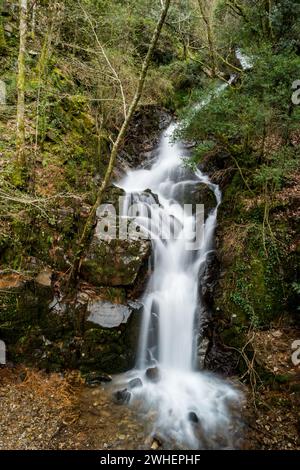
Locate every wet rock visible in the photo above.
<box><xmin>85</xmin><ymin>372</ymin><xmax>112</xmax><ymax>387</ymax></box>
<box><xmin>113</xmin><ymin>389</ymin><xmax>131</xmax><ymax>405</ymax></box>
<box><xmin>197</xmin><ymin>337</ymin><xmax>210</xmax><ymax>370</ymax></box>
<box><xmin>182</xmin><ymin>181</ymin><xmax>217</xmax><ymax>219</ymax></box>
<box><xmin>198</xmin><ymin>251</ymin><xmax>220</xmax><ymax>308</ymax></box>
<box><xmin>129</xmin><ymin>378</ymin><xmax>143</xmax><ymax>389</ymax></box>
<box><xmin>145</xmin><ymin>367</ymin><xmax>161</xmax><ymax>383</ymax></box>
<box><xmin>188</xmin><ymin>412</ymin><xmax>199</xmax><ymax>424</ymax></box>
<box><xmin>143</xmin><ymin>189</ymin><xmax>160</xmax><ymax>206</ymax></box>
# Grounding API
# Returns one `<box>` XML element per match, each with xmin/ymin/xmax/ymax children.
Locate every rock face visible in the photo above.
<box><xmin>118</xmin><ymin>105</ymin><xmax>172</xmax><ymax>170</ymax></box>
<box><xmin>0</xmin><ymin>185</ymin><xmax>150</xmax><ymax>375</ymax></box>
<box><xmin>0</xmin><ymin>275</ymin><xmax>144</xmax><ymax>374</ymax></box>
<box><xmin>81</xmin><ymin>186</ymin><xmax>151</xmax><ymax>287</ymax></box>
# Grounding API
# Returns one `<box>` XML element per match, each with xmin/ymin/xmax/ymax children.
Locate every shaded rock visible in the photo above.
<box><xmin>85</xmin><ymin>372</ymin><xmax>112</xmax><ymax>387</ymax></box>
<box><xmin>198</xmin><ymin>251</ymin><xmax>220</xmax><ymax>308</ymax></box>
<box><xmin>143</xmin><ymin>189</ymin><xmax>160</xmax><ymax>206</ymax></box>
<box><xmin>145</xmin><ymin>367</ymin><xmax>161</xmax><ymax>383</ymax></box>
<box><xmin>188</xmin><ymin>412</ymin><xmax>199</xmax><ymax>423</ymax></box>
<box><xmin>113</xmin><ymin>389</ymin><xmax>131</xmax><ymax>405</ymax></box>
<box><xmin>129</xmin><ymin>378</ymin><xmax>143</xmax><ymax>389</ymax></box>
<box><xmin>183</xmin><ymin>182</ymin><xmax>217</xmax><ymax>219</ymax></box>
<box><xmin>122</xmin><ymin>105</ymin><xmax>172</xmax><ymax>168</ymax></box>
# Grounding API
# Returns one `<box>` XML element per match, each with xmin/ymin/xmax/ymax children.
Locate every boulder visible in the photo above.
<box><xmin>129</xmin><ymin>377</ymin><xmax>143</xmax><ymax>389</ymax></box>
<box><xmin>86</xmin><ymin>297</ymin><xmax>143</xmax><ymax>329</ymax></box>
<box><xmin>85</xmin><ymin>372</ymin><xmax>112</xmax><ymax>386</ymax></box>
<box><xmin>113</xmin><ymin>388</ymin><xmax>131</xmax><ymax>405</ymax></box>
<box><xmin>188</xmin><ymin>412</ymin><xmax>199</xmax><ymax>424</ymax></box>
<box><xmin>145</xmin><ymin>366</ymin><xmax>161</xmax><ymax>383</ymax></box>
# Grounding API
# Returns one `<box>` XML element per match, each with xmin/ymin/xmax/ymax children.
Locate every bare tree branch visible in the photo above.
<box><xmin>78</xmin><ymin>1</ymin><xmax>127</xmax><ymax>120</ymax></box>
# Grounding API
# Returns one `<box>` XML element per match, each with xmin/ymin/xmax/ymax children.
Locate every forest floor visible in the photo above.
<box><xmin>242</xmin><ymin>327</ymin><xmax>300</xmax><ymax>450</ymax></box>
<box><xmin>0</xmin><ymin>327</ymin><xmax>299</xmax><ymax>451</ymax></box>
<box><xmin>0</xmin><ymin>366</ymin><xmax>147</xmax><ymax>450</ymax></box>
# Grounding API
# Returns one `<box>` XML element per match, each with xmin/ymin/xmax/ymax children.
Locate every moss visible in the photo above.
<box><xmin>80</xmin><ymin>327</ymin><xmax>131</xmax><ymax>374</ymax></box>
<box><xmin>218</xmin><ymin>243</ymin><xmax>285</xmax><ymax>330</ymax></box>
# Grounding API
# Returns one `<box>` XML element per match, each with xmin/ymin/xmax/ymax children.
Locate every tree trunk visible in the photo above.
<box><xmin>69</xmin><ymin>0</ymin><xmax>172</xmax><ymax>283</ymax></box>
<box><xmin>0</xmin><ymin>0</ymin><xmax>7</xmax><ymax>52</ymax></box>
<box><xmin>197</xmin><ymin>0</ymin><xmax>217</xmax><ymax>76</ymax></box>
<box><xmin>15</xmin><ymin>0</ymin><xmax>27</xmax><ymax>183</ymax></box>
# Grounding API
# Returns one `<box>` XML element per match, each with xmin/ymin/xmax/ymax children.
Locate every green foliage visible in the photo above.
<box><xmin>215</xmin><ymin>0</ymin><xmax>300</xmax><ymax>52</ymax></box>
<box><xmin>181</xmin><ymin>46</ymin><xmax>300</xmax><ymax>157</ymax></box>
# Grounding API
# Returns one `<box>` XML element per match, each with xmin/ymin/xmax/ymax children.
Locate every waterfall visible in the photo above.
<box><xmin>116</xmin><ymin>85</ymin><xmax>242</xmax><ymax>449</ymax></box>
<box><xmin>235</xmin><ymin>48</ymin><xmax>253</xmax><ymax>70</ymax></box>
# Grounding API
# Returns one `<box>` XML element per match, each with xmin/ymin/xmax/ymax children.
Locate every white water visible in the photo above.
<box><xmin>116</xmin><ymin>87</ymin><xmax>242</xmax><ymax>449</ymax></box>
<box><xmin>235</xmin><ymin>48</ymin><xmax>253</xmax><ymax>70</ymax></box>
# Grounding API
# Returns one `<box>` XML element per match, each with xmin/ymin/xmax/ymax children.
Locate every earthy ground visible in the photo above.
<box><xmin>0</xmin><ymin>366</ymin><xmax>148</xmax><ymax>450</ymax></box>
<box><xmin>243</xmin><ymin>327</ymin><xmax>300</xmax><ymax>450</ymax></box>
<box><xmin>0</xmin><ymin>327</ymin><xmax>299</xmax><ymax>451</ymax></box>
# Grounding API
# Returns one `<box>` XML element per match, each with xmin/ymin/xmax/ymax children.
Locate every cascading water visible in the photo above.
<box><xmin>116</xmin><ymin>83</ymin><xmax>242</xmax><ymax>449</ymax></box>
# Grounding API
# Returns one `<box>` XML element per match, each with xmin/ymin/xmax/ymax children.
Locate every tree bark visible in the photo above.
<box><xmin>69</xmin><ymin>0</ymin><xmax>172</xmax><ymax>283</ymax></box>
<box><xmin>16</xmin><ymin>0</ymin><xmax>27</xmax><ymax>181</ymax></box>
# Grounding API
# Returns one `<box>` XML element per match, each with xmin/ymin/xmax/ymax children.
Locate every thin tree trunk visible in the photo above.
<box><xmin>69</xmin><ymin>0</ymin><xmax>172</xmax><ymax>283</ymax></box>
<box><xmin>0</xmin><ymin>0</ymin><xmax>7</xmax><ymax>52</ymax></box>
<box><xmin>16</xmin><ymin>0</ymin><xmax>27</xmax><ymax>181</ymax></box>
<box><xmin>197</xmin><ymin>0</ymin><xmax>217</xmax><ymax>76</ymax></box>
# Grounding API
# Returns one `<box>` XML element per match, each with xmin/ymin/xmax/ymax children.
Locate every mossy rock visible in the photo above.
<box><xmin>81</xmin><ymin>237</ymin><xmax>151</xmax><ymax>287</ymax></box>
<box><xmin>81</xmin><ymin>185</ymin><xmax>151</xmax><ymax>287</ymax></box>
